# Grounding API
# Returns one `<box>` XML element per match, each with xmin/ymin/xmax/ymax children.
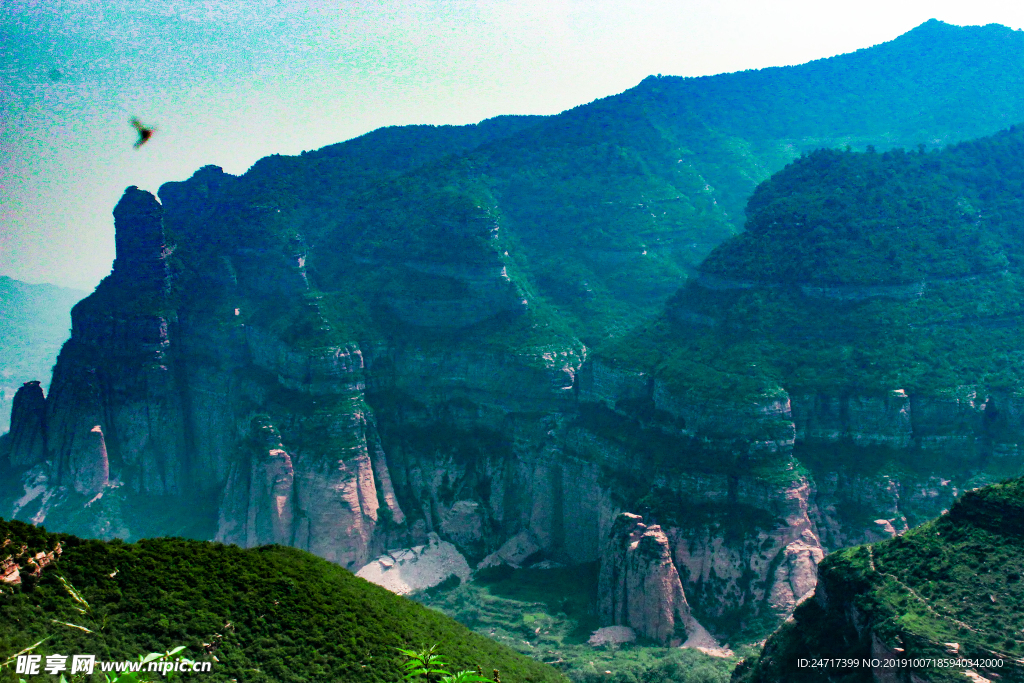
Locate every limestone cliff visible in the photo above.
<box><xmin>734</xmin><ymin>478</ymin><xmax>1024</xmax><ymax>683</ymax></box>
<box><xmin>2</xmin><ymin>178</ymin><xmax>1008</xmax><ymax>639</ymax></box>
<box><xmin>11</xmin><ymin>32</ymin><xmax>1024</xmax><ymax>649</ymax></box>
<box><xmin>598</xmin><ymin>513</ymin><xmax>712</xmax><ymax>646</ymax></box>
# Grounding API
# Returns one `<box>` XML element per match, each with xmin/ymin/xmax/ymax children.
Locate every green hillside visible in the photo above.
<box><xmin>602</xmin><ymin>124</ymin><xmax>1024</xmax><ymax>402</ymax></box>
<box><xmin>149</xmin><ymin>20</ymin><xmax>1024</xmax><ymax>354</ymax></box>
<box><xmin>0</xmin><ymin>519</ymin><xmax>566</xmax><ymax>683</ymax></box>
<box><xmin>733</xmin><ymin>478</ymin><xmax>1024</xmax><ymax>682</ymax></box>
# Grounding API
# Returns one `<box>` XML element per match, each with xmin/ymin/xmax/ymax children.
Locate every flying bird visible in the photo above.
<box><xmin>131</xmin><ymin>117</ymin><xmax>155</xmax><ymax>148</ymax></box>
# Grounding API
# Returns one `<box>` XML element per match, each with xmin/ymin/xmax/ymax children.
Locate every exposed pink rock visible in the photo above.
<box><xmin>218</xmin><ymin>417</ymin><xmax>296</xmax><ymax>548</ymax></box>
<box><xmin>67</xmin><ymin>425</ymin><xmax>109</xmax><ymax>497</ymax></box>
<box><xmin>216</xmin><ymin>409</ymin><xmax>405</xmax><ymax>571</ymax></box>
<box><xmin>1</xmin><ymin>540</ymin><xmax>62</xmax><ymax>586</ymax></box>
<box><xmin>768</xmin><ymin>529</ymin><xmax>825</xmax><ymax>612</ymax></box>
<box><xmin>0</xmin><ymin>557</ymin><xmax>20</xmax><ymax>585</ymax></box>
<box><xmin>599</xmin><ymin>513</ymin><xmax>699</xmax><ymax>644</ymax></box>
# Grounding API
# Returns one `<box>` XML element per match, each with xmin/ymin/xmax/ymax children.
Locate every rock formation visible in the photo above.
<box><xmin>356</xmin><ymin>532</ymin><xmax>471</xmax><ymax>594</ymax></box>
<box><xmin>10</xmin><ymin>28</ymin><xmax>1024</xmax><ymax>646</ymax></box>
<box><xmin>0</xmin><ymin>537</ymin><xmax>63</xmax><ymax>588</ymax></box>
<box><xmin>5</xmin><ymin>381</ymin><xmax>47</xmax><ymax>468</ymax></box>
<box><xmin>0</xmin><ymin>177</ymin><xmax>1000</xmax><ymax>631</ymax></box>
<box><xmin>736</xmin><ymin>478</ymin><xmax>1024</xmax><ymax>683</ymax></box>
<box><xmin>599</xmin><ymin>513</ymin><xmax>711</xmax><ymax>646</ymax></box>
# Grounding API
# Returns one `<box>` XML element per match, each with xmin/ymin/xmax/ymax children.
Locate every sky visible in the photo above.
<box><xmin>4</xmin><ymin>1</ymin><xmax>1024</xmax><ymax>291</ymax></box>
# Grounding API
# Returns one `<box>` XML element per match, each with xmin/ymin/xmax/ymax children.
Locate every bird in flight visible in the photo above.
<box><xmin>131</xmin><ymin>117</ymin><xmax>155</xmax><ymax>148</ymax></box>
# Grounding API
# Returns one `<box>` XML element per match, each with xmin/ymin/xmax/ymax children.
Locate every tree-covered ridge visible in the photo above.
<box><xmin>733</xmin><ymin>477</ymin><xmax>1024</xmax><ymax>683</ymax></box>
<box><xmin>0</xmin><ymin>519</ymin><xmax>566</xmax><ymax>683</ymax></box>
<box><xmin>702</xmin><ymin>124</ymin><xmax>1024</xmax><ymax>285</ymax></box>
<box><xmin>600</xmin><ymin>124</ymin><xmax>1024</xmax><ymax>397</ymax></box>
<box><xmin>135</xmin><ymin>19</ymin><xmax>1024</xmax><ymax>359</ymax></box>
<box><xmin>702</xmin><ymin>146</ymin><xmax>1007</xmax><ymax>285</ymax></box>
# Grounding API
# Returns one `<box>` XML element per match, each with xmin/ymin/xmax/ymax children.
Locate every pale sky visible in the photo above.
<box><xmin>4</xmin><ymin>0</ymin><xmax>1024</xmax><ymax>290</ymax></box>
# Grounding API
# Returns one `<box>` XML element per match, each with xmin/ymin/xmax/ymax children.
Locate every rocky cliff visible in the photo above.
<box><xmin>0</xmin><ymin>176</ymin><xmax>940</xmax><ymax>642</ymax></box>
<box><xmin>8</xmin><ymin>23</ymin><xmax>1024</xmax><ymax>651</ymax></box>
<box><xmin>734</xmin><ymin>478</ymin><xmax>1024</xmax><ymax>683</ymax></box>
<box><xmin>598</xmin><ymin>512</ymin><xmax>713</xmax><ymax>646</ymax></box>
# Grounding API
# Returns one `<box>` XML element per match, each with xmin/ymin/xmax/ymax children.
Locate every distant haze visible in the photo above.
<box><xmin>4</xmin><ymin>0</ymin><xmax>1024</xmax><ymax>291</ymax></box>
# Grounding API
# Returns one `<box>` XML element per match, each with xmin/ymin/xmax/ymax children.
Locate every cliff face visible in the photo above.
<box><xmin>11</xmin><ymin>26</ymin><xmax>1024</xmax><ymax>648</ymax></box>
<box><xmin>734</xmin><ymin>478</ymin><xmax>1024</xmax><ymax>683</ymax></box>
<box><xmin>1</xmin><ymin>196</ymin><xmax>1002</xmax><ymax>617</ymax></box>
<box><xmin>598</xmin><ymin>512</ymin><xmax>708</xmax><ymax>645</ymax></box>
<box><xmin>4</xmin><ymin>173</ymin><xmax>1015</xmax><ymax>649</ymax></box>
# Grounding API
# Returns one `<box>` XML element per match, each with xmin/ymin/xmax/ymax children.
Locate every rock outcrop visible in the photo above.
<box><xmin>2</xmin><ymin>172</ymin><xmax>1002</xmax><ymax>636</ymax></box>
<box><xmin>598</xmin><ymin>513</ymin><xmax>712</xmax><ymax>646</ymax></box>
<box><xmin>5</xmin><ymin>381</ymin><xmax>47</xmax><ymax>468</ymax></box>
<box><xmin>735</xmin><ymin>478</ymin><xmax>1024</xmax><ymax>683</ymax></box>
<box><xmin>12</xmin><ymin>41</ymin><xmax>1024</xmax><ymax>649</ymax></box>
<box><xmin>0</xmin><ymin>537</ymin><xmax>63</xmax><ymax>588</ymax></box>
<box><xmin>355</xmin><ymin>532</ymin><xmax>471</xmax><ymax>594</ymax></box>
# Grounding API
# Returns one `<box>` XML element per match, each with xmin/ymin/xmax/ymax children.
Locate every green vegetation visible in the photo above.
<box><xmin>21</xmin><ymin>20</ymin><xmax>1024</xmax><ymax>683</ymax></box>
<box><xmin>601</xmin><ymin>125</ymin><xmax>1024</xmax><ymax>402</ymax></box>
<box><xmin>0</xmin><ymin>519</ymin><xmax>565</xmax><ymax>683</ymax></box>
<box><xmin>414</xmin><ymin>564</ymin><xmax>734</xmax><ymax>683</ymax></box>
<box><xmin>735</xmin><ymin>477</ymin><xmax>1024</xmax><ymax>682</ymax></box>
<box><xmin>124</xmin><ymin>19</ymin><xmax>1024</xmax><ymax>367</ymax></box>
<box><xmin>702</xmin><ymin>146</ymin><xmax>1008</xmax><ymax>285</ymax></box>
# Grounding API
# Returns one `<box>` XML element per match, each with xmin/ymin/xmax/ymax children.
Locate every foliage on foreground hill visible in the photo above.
<box><xmin>0</xmin><ymin>519</ymin><xmax>565</xmax><ymax>683</ymax></box>
<box><xmin>733</xmin><ymin>477</ymin><xmax>1024</xmax><ymax>682</ymax></box>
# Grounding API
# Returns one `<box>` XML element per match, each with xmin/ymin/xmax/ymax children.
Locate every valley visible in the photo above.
<box><xmin>4</xmin><ymin>18</ymin><xmax>1024</xmax><ymax>683</ymax></box>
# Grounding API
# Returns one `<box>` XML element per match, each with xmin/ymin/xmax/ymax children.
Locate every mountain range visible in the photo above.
<box><xmin>4</xmin><ymin>18</ymin><xmax>1024</xmax><ymax>681</ymax></box>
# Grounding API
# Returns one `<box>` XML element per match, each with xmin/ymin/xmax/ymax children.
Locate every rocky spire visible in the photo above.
<box><xmin>5</xmin><ymin>381</ymin><xmax>47</xmax><ymax>468</ymax></box>
<box><xmin>599</xmin><ymin>512</ymin><xmax>708</xmax><ymax>645</ymax></box>
<box><xmin>112</xmin><ymin>186</ymin><xmax>170</xmax><ymax>292</ymax></box>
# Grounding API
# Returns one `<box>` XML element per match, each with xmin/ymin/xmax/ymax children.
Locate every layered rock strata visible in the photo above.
<box><xmin>599</xmin><ymin>513</ymin><xmax>715</xmax><ymax>646</ymax></box>
<box><xmin>8</xmin><ymin>127</ymin><xmax>1024</xmax><ymax>645</ymax></box>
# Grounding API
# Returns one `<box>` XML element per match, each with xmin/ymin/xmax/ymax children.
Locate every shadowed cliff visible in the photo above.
<box><xmin>6</xmin><ymin>21</ymin><xmax>1024</xmax><ymax>656</ymax></box>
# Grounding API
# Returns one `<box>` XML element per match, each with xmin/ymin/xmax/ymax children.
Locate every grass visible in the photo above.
<box><xmin>0</xmin><ymin>518</ymin><xmax>566</xmax><ymax>683</ymax></box>
<box><xmin>413</xmin><ymin>563</ymin><xmax>736</xmax><ymax>683</ymax></box>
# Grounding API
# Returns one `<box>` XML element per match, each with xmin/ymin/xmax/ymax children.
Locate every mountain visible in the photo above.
<box><xmin>0</xmin><ymin>517</ymin><xmax>565</xmax><ymax>683</ymax></box>
<box><xmin>0</xmin><ymin>277</ymin><xmax>85</xmax><ymax>433</ymax></box>
<box><xmin>6</xmin><ymin>19</ymin><xmax>1024</xmax><ymax>661</ymax></box>
<box><xmin>609</xmin><ymin>121</ymin><xmax>1024</xmax><ymax>396</ymax></box>
<box><xmin>732</xmin><ymin>477</ymin><xmax>1024</xmax><ymax>682</ymax></box>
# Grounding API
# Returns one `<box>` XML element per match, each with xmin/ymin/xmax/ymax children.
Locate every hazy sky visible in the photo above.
<box><xmin>5</xmin><ymin>1</ymin><xmax>1024</xmax><ymax>291</ymax></box>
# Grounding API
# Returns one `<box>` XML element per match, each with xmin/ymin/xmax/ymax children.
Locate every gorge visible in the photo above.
<box><xmin>4</xmin><ymin>19</ymin><xmax>1024</xmax><ymax>681</ymax></box>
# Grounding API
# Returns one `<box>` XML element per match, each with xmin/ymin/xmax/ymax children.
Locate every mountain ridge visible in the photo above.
<box><xmin>5</xmin><ymin>22</ymin><xmax>1024</xmax><ymax>676</ymax></box>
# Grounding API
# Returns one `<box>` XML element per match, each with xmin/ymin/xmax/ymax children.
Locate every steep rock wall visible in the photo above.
<box><xmin>598</xmin><ymin>512</ymin><xmax>707</xmax><ymax>645</ymax></box>
<box><xmin>4</xmin><ymin>181</ymin><xmax>1021</xmax><ymax>637</ymax></box>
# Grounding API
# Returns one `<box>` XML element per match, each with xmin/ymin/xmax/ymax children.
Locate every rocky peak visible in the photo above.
<box><xmin>598</xmin><ymin>512</ymin><xmax>712</xmax><ymax>646</ymax></box>
<box><xmin>112</xmin><ymin>186</ymin><xmax>169</xmax><ymax>292</ymax></box>
<box><xmin>5</xmin><ymin>381</ymin><xmax>47</xmax><ymax>468</ymax></box>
